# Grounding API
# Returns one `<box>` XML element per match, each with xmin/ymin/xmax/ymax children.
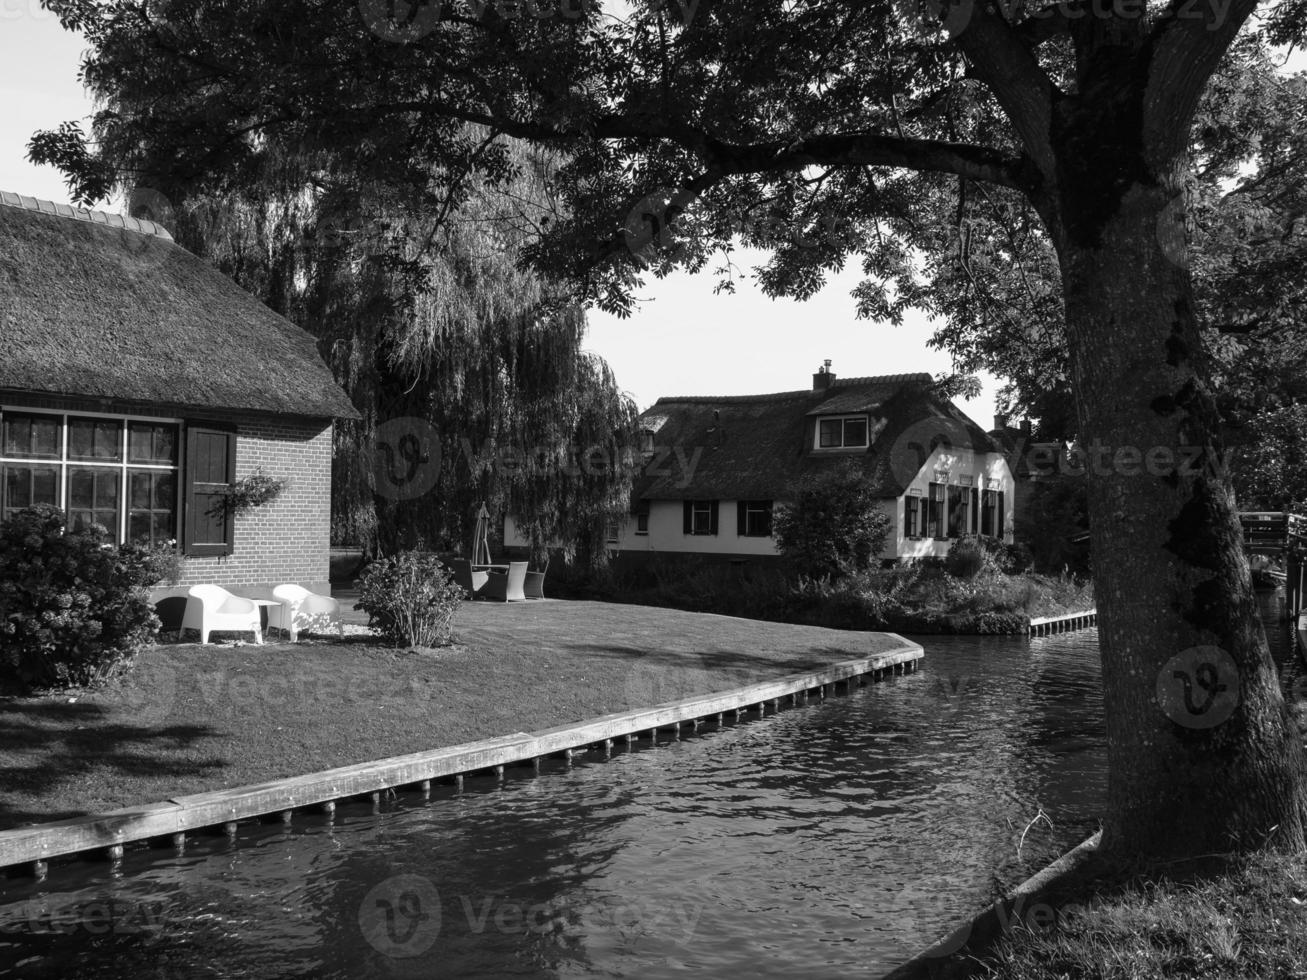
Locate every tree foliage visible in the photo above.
<box><xmin>772</xmin><ymin>465</ymin><xmax>893</xmax><ymax>579</ymax></box>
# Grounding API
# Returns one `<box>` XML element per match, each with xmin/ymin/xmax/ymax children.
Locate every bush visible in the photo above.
<box><xmin>772</xmin><ymin>463</ymin><xmax>893</xmax><ymax>579</ymax></box>
<box><xmin>354</xmin><ymin>551</ymin><xmax>462</xmax><ymax>647</ymax></box>
<box><xmin>946</xmin><ymin>535</ymin><xmax>991</xmax><ymax>579</ymax></box>
<box><xmin>0</xmin><ymin>505</ymin><xmax>164</xmax><ymax>693</ymax></box>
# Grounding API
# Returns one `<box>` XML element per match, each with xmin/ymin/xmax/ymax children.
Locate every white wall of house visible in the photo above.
<box><xmin>504</xmin><ymin>446</ymin><xmax>1014</xmax><ymax>563</ymax></box>
<box><xmin>887</xmin><ymin>445</ymin><xmax>1016</xmax><ymax>559</ymax></box>
<box><xmin>505</xmin><ymin>500</ymin><xmax>782</xmax><ymax>557</ymax></box>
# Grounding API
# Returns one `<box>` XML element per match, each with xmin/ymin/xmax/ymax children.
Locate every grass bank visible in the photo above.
<box><xmin>0</xmin><ymin>599</ymin><xmax>907</xmax><ymax>833</ymax></box>
<box><xmin>968</xmin><ymin>849</ymin><xmax>1307</xmax><ymax>979</ymax></box>
<box><xmin>570</xmin><ymin>561</ymin><xmax>1094</xmax><ymax>635</ymax></box>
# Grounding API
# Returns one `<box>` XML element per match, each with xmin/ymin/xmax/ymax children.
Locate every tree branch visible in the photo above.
<box><xmin>1143</xmin><ymin>0</ymin><xmax>1262</xmax><ymax>169</ymax></box>
<box><xmin>951</xmin><ymin>3</ymin><xmax>1061</xmax><ymax>183</ymax></box>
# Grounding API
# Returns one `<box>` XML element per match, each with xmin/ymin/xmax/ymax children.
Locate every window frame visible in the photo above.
<box><xmin>737</xmin><ymin>500</ymin><xmax>773</xmax><ymax>538</ymax></box>
<box><xmin>683</xmin><ymin>499</ymin><xmax>719</xmax><ymax>536</ymax></box>
<box><xmin>0</xmin><ymin>406</ymin><xmax>181</xmax><ymax>546</ymax></box>
<box><xmin>814</xmin><ymin>415</ymin><xmax>871</xmax><ymax>451</ymax></box>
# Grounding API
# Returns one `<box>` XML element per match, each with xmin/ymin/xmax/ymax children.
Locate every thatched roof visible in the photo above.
<box><xmin>0</xmin><ymin>192</ymin><xmax>358</xmax><ymax>419</ymax></box>
<box><xmin>636</xmin><ymin>374</ymin><xmax>998</xmax><ymax>501</ymax></box>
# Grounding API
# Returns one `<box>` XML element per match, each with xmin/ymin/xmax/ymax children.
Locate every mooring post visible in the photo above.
<box><xmin>31</xmin><ymin>859</ymin><xmax>47</xmax><ymax>879</ymax></box>
<box><xmin>172</xmin><ymin>831</ymin><xmax>187</xmax><ymax>853</ymax></box>
<box><xmin>418</xmin><ymin>780</ymin><xmax>431</xmax><ymax>797</ymax></box>
<box><xmin>455</xmin><ymin>774</ymin><xmax>465</xmax><ymax>793</ymax></box>
<box><xmin>105</xmin><ymin>843</ymin><xmax>124</xmax><ymax>863</ymax></box>
<box><xmin>321</xmin><ymin>800</ymin><xmax>336</xmax><ymax>816</ymax></box>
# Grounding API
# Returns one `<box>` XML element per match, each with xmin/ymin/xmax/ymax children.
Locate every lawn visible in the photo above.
<box><xmin>0</xmin><ymin>599</ymin><xmax>908</xmax><ymax>832</ymax></box>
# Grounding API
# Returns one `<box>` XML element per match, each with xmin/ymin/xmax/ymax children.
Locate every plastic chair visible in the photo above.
<box><xmin>181</xmin><ymin>585</ymin><xmax>262</xmax><ymax>644</ymax></box>
<box><xmin>480</xmin><ymin>561</ymin><xmax>528</xmax><ymax>602</ymax></box>
<box><xmin>450</xmin><ymin>558</ymin><xmax>489</xmax><ymax>600</ymax></box>
<box><xmin>524</xmin><ymin>558</ymin><xmax>548</xmax><ymax>600</ymax></box>
<box><xmin>268</xmin><ymin>584</ymin><xmax>343</xmax><ymax>642</ymax></box>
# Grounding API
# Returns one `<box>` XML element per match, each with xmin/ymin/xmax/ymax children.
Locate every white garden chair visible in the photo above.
<box><xmin>181</xmin><ymin>585</ymin><xmax>262</xmax><ymax>645</ymax></box>
<box><xmin>268</xmin><ymin>584</ymin><xmax>342</xmax><ymax>642</ymax></box>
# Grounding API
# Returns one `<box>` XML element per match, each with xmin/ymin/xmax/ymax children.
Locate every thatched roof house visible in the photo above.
<box><xmin>503</xmin><ymin>365</ymin><xmax>1015</xmax><ymax>566</ymax></box>
<box><xmin>0</xmin><ymin>191</ymin><xmax>357</xmax><ymax>598</ymax></box>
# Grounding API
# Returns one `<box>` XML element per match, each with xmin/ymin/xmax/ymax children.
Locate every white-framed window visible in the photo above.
<box><xmin>816</xmin><ymin>415</ymin><xmax>869</xmax><ymax>450</ymax></box>
<box><xmin>737</xmin><ymin>500</ymin><xmax>773</xmax><ymax>537</ymax></box>
<box><xmin>635</xmin><ymin>501</ymin><xmax>650</xmax><ymax>535</ymax></box>
<box><xmin>0</xmin><ymin>407</ymin><xmax>181</xmax><ymax>548</ymax></box>
<box><xmin>683</xmin><ymin>500</ymin><xmax>718</xmax><ymax>535</ymax></box>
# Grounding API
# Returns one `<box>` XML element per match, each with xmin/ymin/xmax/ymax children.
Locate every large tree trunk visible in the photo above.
<box><xmin>1054</xmin><ymin>162</ymin><xmax>1307</xmax><ymax>859</ymax></box>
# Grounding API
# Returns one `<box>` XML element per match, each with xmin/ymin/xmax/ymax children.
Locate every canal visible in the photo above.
<box><xmin>0</xmin><ymin>629</ymin><xmax>1107</xmax><ymax>979</ymax></box>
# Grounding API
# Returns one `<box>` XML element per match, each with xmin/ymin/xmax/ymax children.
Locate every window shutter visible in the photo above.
<box><xmin>737</xmin><ymin>501</ymin><xmax>747</xmax><ymax>536</ymax></box>
<box><xmin>970</xmin><ymin>487</ymin><xmax>979</xmax><ymax>533</ymax></box>
<box><xmin>683</xmin><ymin>500</ymin><xmax>693</xmax><ymax>535</ymax></box>
<box><xmin>709</xmin><ymin>501</ymin><xmax>719</xmax><ymax>535</ymax></box>
<box><xmin>998</xmin><ymin>490</ymin><xmax>1006</xmax><ymax>539</ymax></box>
<box><xmin>184</xmin><ymin>425</ymin><xmax>235</xmax><ymax>557</ymax></box>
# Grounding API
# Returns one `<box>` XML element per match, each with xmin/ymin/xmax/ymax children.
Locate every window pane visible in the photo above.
<box><xmin>128</xmin><ymin>422</ymin><xmax>178</xmax><ymax>464</ymax></box>
<box><xmin>69</xmin><ymin>418</ymin><xmax>123</xmax><ymax>461</ymax></box>
<box><xmin>818</xmin><ymin>419</ymin><xmax>841</xmax><ymax>448</ymax></box>
<box><xmin>2</xmin><ymin>413</ymin><xmax>60</xmax><ymax>459</ymax></box>
<box><xmin>129</xmin><ymin>470</ymin><xmax>177</xmax><ymax>548</ymax></box>
<box><xmin>68</xmin><ymin>469</ymin><xmax>119</xmax><ymax>539</ymax></box>
<box><xmin>3</xmin><ymin>464</ymin><xmax>60</xmax><ymax>517</ymax></box>
<box><xmin>843</xmin><ymin>418</ymin><xmax>868</xmax><ymax>446</ymax></box>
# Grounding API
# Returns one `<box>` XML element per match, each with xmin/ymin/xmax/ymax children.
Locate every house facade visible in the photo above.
<box><xmin>504</xmin><ymin>365</ymin><xmax>1014</xmax><ymax>567</ymax></box>
<box><xmin>0</xmin><ymin>191</ymin><xmax>357</xmax><ymax>599</ymax></box>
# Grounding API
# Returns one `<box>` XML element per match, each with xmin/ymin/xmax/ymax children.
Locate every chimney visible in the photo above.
<box><xmin>812</xmin><ymin>359</ymin><xmax>835</xmax><ymax>391</ymax></box>
<box><xmin>993</xmin><ymin>413</ymin><xmax>1008</xmax><ymax>432</ymax></box>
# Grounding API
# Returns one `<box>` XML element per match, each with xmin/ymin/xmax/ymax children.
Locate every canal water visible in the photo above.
<box><xmin>0</xmin><ymin>630</ymin><xmax>1107</xmax><ymax>979</ymax></box>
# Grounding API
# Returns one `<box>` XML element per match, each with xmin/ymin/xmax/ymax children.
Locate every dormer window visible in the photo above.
<box><xmin>640</xmin><ymin>428</ymin><xmax>656</xmax><ymax>454</ymax></box>
<box><xmin>816</xmin><ymin>416</ymin><xmax>869</xmax><ymax>450</ymax></box>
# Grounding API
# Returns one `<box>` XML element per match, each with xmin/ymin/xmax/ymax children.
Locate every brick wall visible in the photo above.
<box><xmin>174</xmin><ymin>416</ymin><xmax>334</xmax><ymax>594</ymax></box>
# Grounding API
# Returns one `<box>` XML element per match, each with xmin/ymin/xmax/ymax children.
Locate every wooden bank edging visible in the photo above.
<box><xmin>879</xmin><ymin>830</ymin><xmax>1103</xmax><ymax>980</ymax></box>
<box><xmin>0</xmin><ymin>639</ymin><xmax>923</xmax><ymax>877</ymax></box>
<box><xmin>1028</xmin><ymin>608</ymin><xmax>1097</xmax><ymax>636</ymax></box>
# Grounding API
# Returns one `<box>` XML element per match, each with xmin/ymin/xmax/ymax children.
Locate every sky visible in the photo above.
<box><xmin>0</xmin><ymin>6</ymin><xmax>1003</xmax><ymax>420</ymax></box>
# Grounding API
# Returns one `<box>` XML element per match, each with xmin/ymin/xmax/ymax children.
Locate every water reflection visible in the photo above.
<box><xmin>0</xmin><ymin>629</ymin><xmax>1106</xmax><ymax>979</ymax></box>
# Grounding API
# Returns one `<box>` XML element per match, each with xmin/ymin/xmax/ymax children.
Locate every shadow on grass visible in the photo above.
<box><xmin>0</xmin><ymin>698</ymin><xmax>225</xmax><ymax>830</ymax></box>
<box><xmin>561</xmin><ymin>642</ymin><xmax>897</xmax><ymax>677</ymax></box>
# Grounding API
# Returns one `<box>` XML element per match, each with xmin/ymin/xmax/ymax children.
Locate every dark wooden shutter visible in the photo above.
<box><xmin>708</xmin><ymin>501</ymin><xmax>719</xmax><ymax>535</ymax></box>
<box><xmin>184</xmin><ymin>425</ymin><xmax>235</xmax><ymax>556</ymax></box>
<box><xmin>998</xmin><ymin>490</ymin><xmax>1006</xmax><ymax>539</ymax></box>
<box><xmin>683</xmin><ymin>500</ymin><xmax>693</xmax><ymax>535</ymax></box>
<box><xmin>971</xmin><ymin>487</ymin><xmax>979</xmax><ymax>533</ymax></box>
<box><xmin>737</xmin><ymin>501</ymin><xmax>747</xmax><ymax>536</ymax></box>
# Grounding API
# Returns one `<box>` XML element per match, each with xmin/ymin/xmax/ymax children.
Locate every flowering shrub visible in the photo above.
<box><xmin>354</xmin><ymin>551</ymin><xmax>462</xmax><ymax>648</ymax></box>
<box><xmin>0</xmin><ymin>505</ymin><xmax>164</xmax><ymax>693</ymax></box>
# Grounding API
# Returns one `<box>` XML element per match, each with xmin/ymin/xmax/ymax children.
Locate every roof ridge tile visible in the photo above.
<box><xmin>0</xmin><ymin>188</ymin><xmax>174</xmax><ymax>242</ymax></box>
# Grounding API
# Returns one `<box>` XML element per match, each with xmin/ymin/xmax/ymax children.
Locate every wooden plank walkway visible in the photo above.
<box><xmin>0</xmin><ymin>640</ymin><xmax>922</xmax><ymax>878</ymax></box>
<box><xmin>1028</xmin><ymin>610</ymin><xmax>1097</xmax><ymax>636</ymax></box>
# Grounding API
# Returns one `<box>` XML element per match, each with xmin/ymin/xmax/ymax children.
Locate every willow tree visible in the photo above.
<box><xmin>34</xmin><ymin>0</ymin><xmax>1307</xmax><ymax>860</ymax></box>
<box><xmin>39</xmin><ymin>131</ymin><xmax>639</xmax><ymax>562</ymax></box>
